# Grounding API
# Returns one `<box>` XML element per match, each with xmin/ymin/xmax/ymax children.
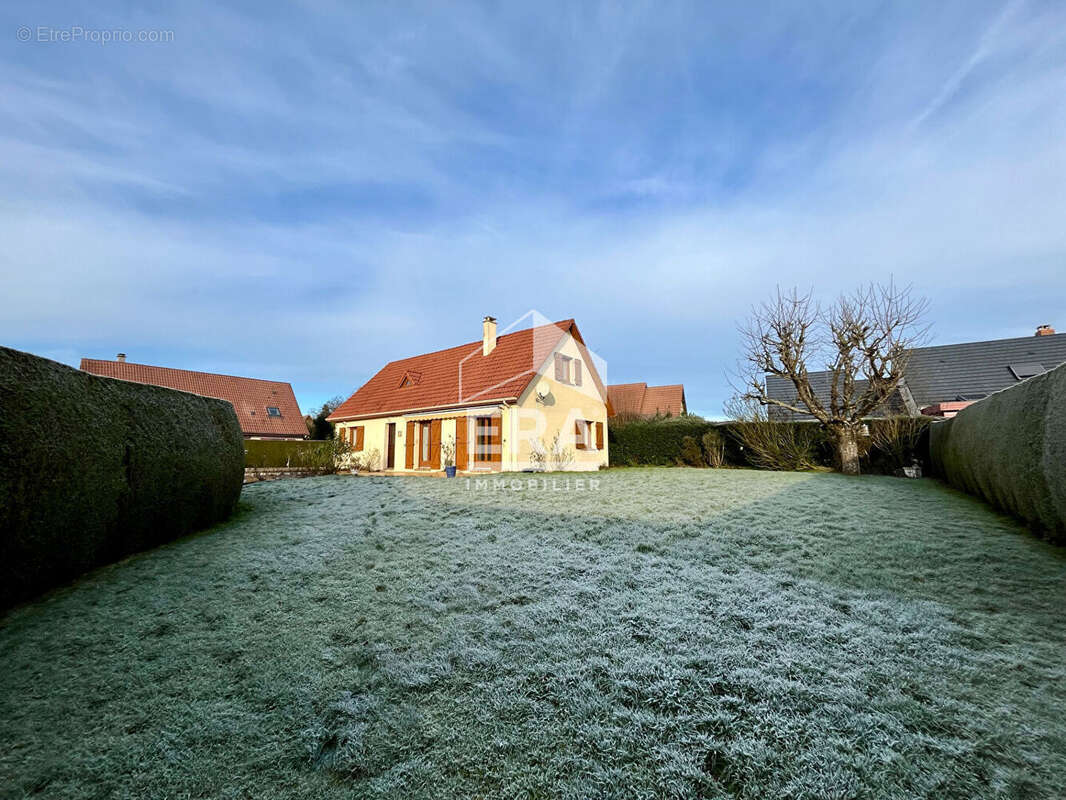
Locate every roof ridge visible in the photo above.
<box><xmin>378</xmin><ymin>319</ymin><xmax>573</xmax><ymax>368</ymax></box>
<box><xmin>914</xmin><ymin>331</ymin><xmax>1065</xmax><ymax>352</ymax></box>
<box><xmin>79</xmin><ymin>358</ymin><xmax>295</xmax><ymax>387</ymax></box>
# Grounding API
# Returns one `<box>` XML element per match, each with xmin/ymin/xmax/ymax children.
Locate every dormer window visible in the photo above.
<box><xmin>399</xmin><ymin>370</ymin><xmax>422</xmax><ymax>388</ymax></box>
<box><xmin>266</xmin><ymin>406</ymin><xmax>281</xmax><ymax>417</ymax></box>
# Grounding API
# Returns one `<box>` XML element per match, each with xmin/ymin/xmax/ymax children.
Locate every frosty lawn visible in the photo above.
<box><xmin>2</xmin><ymin>470</ymin><xmax>1064</xmax><ymax>799</ymax></box>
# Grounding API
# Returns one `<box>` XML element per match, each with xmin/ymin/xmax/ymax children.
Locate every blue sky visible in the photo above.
<box><xmin>2</xmin><ymin>1</ymin><xmax>1064</xmax><ymax>418</ymax></box>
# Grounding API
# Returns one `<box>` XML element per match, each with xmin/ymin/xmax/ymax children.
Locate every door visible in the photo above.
<box><xmin>419</xmin><ymin>420</ymin><xmax>433</xmax><ymax>467</ymax></box>
<box><xmin>385</xmin><ymin>423</ymin><xmax>396</xmax><ymax>469</ymax></box>
<box><xmin>473</xmin><ymin>415</ymin><xmax>501</xmax><ymax>470</ymax></box>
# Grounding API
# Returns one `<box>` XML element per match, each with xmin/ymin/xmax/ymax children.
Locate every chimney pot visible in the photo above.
<box><xmin>116</xmin><ymin>353</ymin><xmax>126</xmax><ymax>362</ymax></box>
<box><xmin>482</xmin><ymin>316</ymin><xmax>497</xmax><ymax>356</ymax></box>
<box><xmin>1036</xmin><ymin>324</ymin><xmax>1055</xmax><ymax>337</ymax></box>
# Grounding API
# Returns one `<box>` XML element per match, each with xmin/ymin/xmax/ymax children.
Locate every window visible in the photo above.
<box><xmin>574</xmin><ymin>419</ymin><xmax>588</xmax><ymax>450</ymax></box>
<box><xmin>553</xmin><ymin>354</ymin><xmax>583</xmax><ymax>385</ymax></box>
<box><xmin>266</xmin><ymin>406</ymin><xmax>281</xmax><ymax>417</ymax></box>
<box><xmin>574</xmin><ymin>419</ymin><xmax>602</xmax><ymax>451</ymax></box>
<box><xmin>1008</xmin><ymin>363</ymin><xmax>1045</xmax><ymax>380</ymax></box>
<box><xmin>420</xmin><ymin>421</ymin><xmax>432</xmax><ymax>464</ymax></box>
<box><xmin>476</xmin><ymin>416</ymin><xmax>494</xmax><ymax>461</ymax></box>
<box><xmin>352</xmin><ymin>425</ymin><xmax>365</xmax><ymax>451</ymax></box>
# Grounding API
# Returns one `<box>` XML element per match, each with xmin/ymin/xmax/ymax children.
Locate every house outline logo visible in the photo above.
<box><xmin>456</xmin><ymin>309</ymin><xmax>608</xmax><ymax>406</ymax></box>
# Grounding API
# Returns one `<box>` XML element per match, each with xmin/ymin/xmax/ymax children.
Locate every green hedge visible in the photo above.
<box><xmin>609</xmin><ymin>415</ymin><xmax>929</xmax><ymax>473</ymax></box>
<box><xmin>0</xmin><ymin>346</ymin><xmax>244</xmax><ymax>609</ymax></box>
<box><xmin>930</xmin><ymin>363</ymin><xmax>1065</xmax><ymax>543</ymax></box>
<box><xmin>608</xmin><ymin>416</ymin><xmax>720</xmax><ymax>466</ymax></box>
<box><xmin>244</xmin><ymin>438</ymin><xmax>324</xmax><ymax>468</ymax></box>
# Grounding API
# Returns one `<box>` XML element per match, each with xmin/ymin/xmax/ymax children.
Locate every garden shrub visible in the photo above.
<box><xmin>0</xmin><ymin>346</ymin><xmax>244</xmax><ymax>609</ymax></box>
<box><xmin>679</xmin><ymin>435</ymin><xmax>704</xmax><ymax>466</ymax></box>
<box><xmin>701</xmin><ymin>429</ymin><xmax>726</xmax><ymax>468</ymax></box>
<box><xmin>721</xmin><ymin>418</ymin><xmax>826</xmax><ymax>471</ymax></box>
<box><xmin>930</xmin><ymin>363</ymin><xmax>1066</xmax><ymax>543</ymax></box>
<box><xmin>865</xmin><ymin>416</ymin><xmax>932</xmax><ymax>473</ymax></box>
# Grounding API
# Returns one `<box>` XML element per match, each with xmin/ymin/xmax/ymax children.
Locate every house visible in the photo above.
<box><xmin>80</xmin><ymin>354</ymin><xmax>307</xmax><ymax>439</ymax></box>
<box><xmin>327</xmin><ymin>317</ymin><xmax>609</xmax><ymax>472</ymax></box>
<box><xmin>607</xmin><ymin>382</ymin><xmax>687</xmax><ymax>419</ymax></box>
<box><xmin>765</xmin><ymin>325</ymin><xmax>1066</xmax><ymax>420</ymax></box>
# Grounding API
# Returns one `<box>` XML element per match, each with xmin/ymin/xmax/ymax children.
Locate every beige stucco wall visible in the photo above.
<box><xmin>336</xmin><ymin>330</ymin><xmax>608</xmax><ymax>473</ymax></box>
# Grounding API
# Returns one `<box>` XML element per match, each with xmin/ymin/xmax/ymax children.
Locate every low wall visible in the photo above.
<box><xmin>244</xmin><ymin>466</ymin><xmax>320</xmax><ymax>483</ymax></box>
<box><xmin>0</xmin><ymin>346</ymin><xmax>245</xmax><ymax>609</ymax></box>
<box><xmin>930</xmin><ymin>362</ymin><xmax>1065</xmax><ymax>543</ymax></box>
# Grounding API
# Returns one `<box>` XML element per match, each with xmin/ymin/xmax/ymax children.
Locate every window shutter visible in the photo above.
<box><xmin>574</xmin><ymin>360</ymin><xmax>582</xmax><ymax>386</ymax></box>
<box><xmin>489</xmin><ymin>416</ymin><xmax>502</xmax><ymax>464</ymax></box>
<box><xmin>554</xmin><ymin>354</ymin><xmax>565</xmax><ymax>381</ymax></box>
<box><xmin>595</xmin><ymin>421</ymin><xmax>604</xmax><ymax>450</ymax></box>
<box><xmin>430</xmin><ymin>419</ymin><xmax>442</xmax><ymax>469</ymax></box>
<box><xmin>355</xmin><ymin>426</ymin><xmax>364</xmax><ymax>451</ymax></box>
<box><xmin>574</xmin><ymin>420</ymin><xmax>584</xmax><ymax>450</ymax></box>
<box><xmin>455</xmin><ymin>417</ymin><xmax>469</xmax><ymax>470</ymax></box>
<box><xmin>405</xmin><ymin>421</ymin><xmax>415</xmax><ymax>469</ymax></box>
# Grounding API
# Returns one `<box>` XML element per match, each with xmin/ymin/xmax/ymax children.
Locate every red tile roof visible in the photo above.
<box><xmin>607</xmin><ymin>382</ymin><xmax>687</xmax><ymax>418</ymax></box>
<box><xmin>329</xmin><ymin>319</ymin><xmax>604</xmax><ymax>421</ymax></box>
<box><xmin>79</xmin><ymin>358</ymin><xmax>307</xmax><ymax>438</ymax></box>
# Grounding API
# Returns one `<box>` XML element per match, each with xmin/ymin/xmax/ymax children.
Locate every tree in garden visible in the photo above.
<box><xmin>736</xmin><ymin>282</ymin><xmax>929</xmax><ymax>475</ymax></box>
<box><xmin>306</xmin><ymin>396</ymin><xmax>344</xmax><ymax>440</ymax></box>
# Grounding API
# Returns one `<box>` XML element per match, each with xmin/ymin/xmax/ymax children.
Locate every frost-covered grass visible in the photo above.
<box><xmin>2</xmin><ymin>469</ymin><xmax>1065</xmax><ymax>799</ymax></box>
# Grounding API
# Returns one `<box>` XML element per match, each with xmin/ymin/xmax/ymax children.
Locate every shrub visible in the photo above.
<box><xmin>702</xmin><ymin>430</ymin><xmax>726</xmax><ymax>468</ymax></box>
<box><xmin>0</xmin><ymin>346</ymin><xmax>244</xmax><ymax>609</ymax></box>
<box><xmin>679</xmin><ymin>435</ymin><xmax>704</xmax><ymax>466</ymax></box>
<box><xmin>930</xmin><ymin>363</ymin><xmax>1066</xmax><ymax>543</ymax></box>
<box><xmin>721</xmin><ymin>399</ymin><xmax>826</xmax><ymax>471</ymax></box>
<box><xmin>866</xmin><ymin>416</ymin><xmax>932</xmax><ymax>473</ymax></box>
<box><xmin>245</xmin><ymin>439</ymin><xmax>324</xmax><ymax>468</ymax></box>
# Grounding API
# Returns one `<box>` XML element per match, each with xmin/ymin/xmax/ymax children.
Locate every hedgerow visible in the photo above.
<box><xmin>930</xmin><ymin>362</ymin><xmax>1065</xmax><ymax>543</ymax></box>
<box><xmin>0</xmin><ymin>346</ymin><xmax>244</xmax><ymax>608</ymax></box>
<box><xmin>608</xmin><ymin>415</ymin><xmax>930</xmax><ymax>473</ymax></box>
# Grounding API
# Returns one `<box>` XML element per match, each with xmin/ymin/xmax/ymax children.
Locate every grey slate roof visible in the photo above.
<box><xmin>765</xmin><ymin>331</ymin><xmax>1066</xmax><ymax>419</ymax></box>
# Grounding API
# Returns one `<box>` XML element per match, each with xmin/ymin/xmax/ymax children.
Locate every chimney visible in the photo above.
<box><xmin>1036</xmin><ymin>324</ymin><xmax>1055</xmax><ymax>337</ymax></box>
<box><xmin>116</xmin><ymin>353</ymin><xmax>126</xmax><ymax>362</ymax></box>
<box><xmin>482</xmin><ymin>316</ymin><xmax>497</xmax><ymax>356</ymax></box>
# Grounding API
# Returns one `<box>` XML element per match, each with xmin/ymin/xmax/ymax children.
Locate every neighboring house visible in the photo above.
<box><xmin>766</xmin><ymin>326</ymin><xmax>1066</xmax><ymax>420</ymax></box>
<box><xmin>607</xmin><ymin>382</ymin><xmax>687</xmax><ymax>419</ymax></box>
<box><xmin>80</xmin><ymin>354</ymin><xmax>307</xmax><ymax>439</ymax></box>
<box><xmin>327</xmin><ymin>317</ymin><xmax>609</xmax><ymax>472</ymax></box>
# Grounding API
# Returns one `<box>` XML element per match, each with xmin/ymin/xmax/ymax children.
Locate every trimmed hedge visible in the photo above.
<box><xmin>930</xmin><ymin>363</ymin><xmax>1066</xmax><ymax>543</ymax></box>
<box><xmin>0</xmin><ymin>346</ymin><xmax>244</xmax><ymax>609</ymax></box>
<box><xmin>609</xmin><ymin>415</ymin><xmax>930</xmax><ymax>473</ymax></box>
<box><xmin>244</xmin><ymin>438</ymin><xmax>323</xmax><ymax>468</ymax></box>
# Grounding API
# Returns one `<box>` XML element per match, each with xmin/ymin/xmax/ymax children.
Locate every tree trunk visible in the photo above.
<box><xmin>834</xmin><ymin>426</ymin><xmax>861</xmax><ymax>475</ymax></box>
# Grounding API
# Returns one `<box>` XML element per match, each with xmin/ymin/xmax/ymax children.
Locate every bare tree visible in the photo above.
<box><xmin>736</xmin><ymin>282</ymin><xmax>929</xmax><ymax>475</ymax></box>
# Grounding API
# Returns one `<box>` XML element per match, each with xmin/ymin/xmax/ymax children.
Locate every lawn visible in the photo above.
<box><xmin>2</xmin><ymin>469</ymin><xmax>1065</xmax><ymax>799</ymax></box>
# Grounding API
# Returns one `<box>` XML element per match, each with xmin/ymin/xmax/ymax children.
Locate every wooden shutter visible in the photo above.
<box><xmin>574</xmin><ymin>420</ymin><xmax>584</xmax><ymax>450</ymax></box>
<box><xmin>595</xmin><ymin>421</ymin><xmax>604</xmax><ymax>450</ymax></box>
<box><xmin>574</xmin><ymin>360</ymin><xmax>582</xmax><ymax>386</ymax></box>
<box><xmin>554</xmin><ymin>354</ymin><xmax>565</xmax><ymax>382</ymax></box>
<box><xmin>490</xmin><ymin>415</ymin><xmax>502</xmax><ymax>465</ymax></box>
<box><xmin>455</xmin><ymin>417</ymin><xmax>469</xmax><ymax>470</ymax></box>
<box><xmin>405</xmin><ymin>421</ymin><xmax>415</xmax><ymax>469</ymax></box>
<box><xmin>355</xmin><ymin>426</ymin><xmax>364</xmax><ymax>451</ymax></box>
<box><xmin>430</xmin><ymin>419</ymin><xmax>442</xmax><ymax>469</ymax></box>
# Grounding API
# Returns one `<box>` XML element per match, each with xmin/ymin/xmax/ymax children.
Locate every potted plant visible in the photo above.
<box><xmin>442</xmin><ymin>436</ymin><xmax>457</xmax><ymax>477</ymax></box>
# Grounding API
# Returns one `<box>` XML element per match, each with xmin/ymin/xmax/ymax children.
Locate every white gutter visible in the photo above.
<box><xmin>329</xmin><ymin>397</ymin><xmax>518</xmax><ymax>423</ymax></box>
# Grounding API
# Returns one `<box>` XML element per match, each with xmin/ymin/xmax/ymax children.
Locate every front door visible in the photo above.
<box><xmin>385</xmin><ymin>423</ymin><xmax>396</xmax><ymax>469</ymax></box>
